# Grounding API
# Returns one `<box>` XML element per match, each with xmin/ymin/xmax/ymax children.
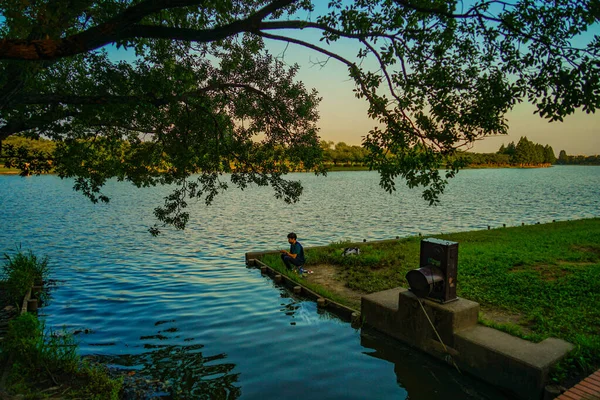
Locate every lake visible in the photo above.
<box><xmin>1</xmin><ymin>166</ymin><xmax>599</xmax><ymax>399</ymax></box>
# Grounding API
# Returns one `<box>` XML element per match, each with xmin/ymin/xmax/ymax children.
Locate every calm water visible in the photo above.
<box><xmin>1</xmin><ymin>166</ymin><xmax>599</xmax><ymax>399</ymax></box>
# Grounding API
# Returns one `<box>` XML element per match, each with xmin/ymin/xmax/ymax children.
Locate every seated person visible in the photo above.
<box><xmin>280</xmin><ymin>232</ymin><xmax>305</xmax><ymax>272</ymax></box>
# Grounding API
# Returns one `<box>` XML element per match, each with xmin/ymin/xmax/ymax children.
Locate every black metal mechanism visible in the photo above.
<box><xmin>405</xmin><ymin>238</ymin><xmax>459</xmax><ymax>303</ymax></box>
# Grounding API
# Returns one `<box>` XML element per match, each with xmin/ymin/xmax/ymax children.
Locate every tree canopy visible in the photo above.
<box><xmin>1</xmin><ymin>0</ymin><xmax>598</xmax><ymax>232</ymax></box>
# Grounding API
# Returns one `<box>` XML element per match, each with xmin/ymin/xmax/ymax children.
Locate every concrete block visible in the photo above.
<box><xmin>398</xmin><ymin>290</ymin><xmax>479</xmax><ymax>347</ymax></box>
<box><xmin>454</xmin><ymin>325</ymin><xmax>574</xmax><ymax>400</ymax></box>
<box><xmin>361</xmin><ymin>288</ymin><xmax>403</xmax><ymax>340</ymax></box>
<box><xmin>362</xmin><ymin>288</ymin><xmax>479</xmax><ymax>349</ymax></box>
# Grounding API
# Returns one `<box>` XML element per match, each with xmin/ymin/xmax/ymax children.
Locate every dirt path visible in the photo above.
<box><xmin>303</xmin><ymin>264</ymin><xmax>365</xmax><ymax>310</ymax></box>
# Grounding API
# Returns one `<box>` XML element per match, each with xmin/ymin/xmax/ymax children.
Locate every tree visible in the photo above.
<box><xmin>505</xmin><ymin>142</ymin><xmax>517</xmax><ymax>158</ymax></box>
<box><xmin>558</xmin><ymin>150</ymin><xmax>569</xmax><ymax>165</ymax></box>
<box><xmin>543</xmin><ymin>145</ymin><xmax>557</xmax><ymax>164</ymax></box>
<box><xmin>1</xmin><ymin>0</ymin><xmax>598</xmax><ymax>232</ymax></box>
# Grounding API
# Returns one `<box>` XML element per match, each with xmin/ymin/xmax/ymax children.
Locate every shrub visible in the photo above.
<box><xmin>1</xmin><ymin>248</ymin><xmax>49</xmax><ymax>304</ymax></box>
<box><xmin>3</xmin><ymin>313</ymin><xmax>122</xmax><ymax>399</ymax></box>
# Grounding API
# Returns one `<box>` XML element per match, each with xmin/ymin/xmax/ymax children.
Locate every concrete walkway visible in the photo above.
<box><xmin>556</xmin><ymin>369</ymin><xmax>600</xmax><ymax>400</ymax></box>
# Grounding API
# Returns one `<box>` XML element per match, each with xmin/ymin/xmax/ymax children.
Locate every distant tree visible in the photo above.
<box><xmin>533</xmin><ymin>143</ymin><xmax>545</xmax><ymax>164</ymax></box>
<box><xmin>514</xmin><ymin>137</ymin><xmax>532</xmax><ymax>164</ymax></box>
<box><xmin>320</xmin><ymin>141</ymin><xmax>335</xmax><ymax>164</ymax></box>
<box><xmin>558</xmin><ymin>150</ymin><xmax>569</xmax><ymax>165</ymax></box>
<box><xmin>544</xmin><ymin>145</ymin><xmax>557</xmax><ymax>164</ymax></box>
<box><xmin>505</xmin><ymin>142</ymin><xmax>517</xmax><ymax>158</ymax></box>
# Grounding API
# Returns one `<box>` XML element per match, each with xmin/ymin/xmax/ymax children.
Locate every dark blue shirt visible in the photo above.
<box><xmin>290</xmin><ymin>241</ymin><xmax>305</xmax><ymax>263</ymax></box>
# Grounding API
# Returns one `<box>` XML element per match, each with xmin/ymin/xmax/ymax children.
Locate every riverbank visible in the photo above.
<box><xmin>259</xmin><ymin>218</ymin><xmax>600</xmax><ymax>386</ymax></box>
<box><xmin>0</xmin><ymin>163</ymin><xmax>563</xmax><ymax>175</ymax></box>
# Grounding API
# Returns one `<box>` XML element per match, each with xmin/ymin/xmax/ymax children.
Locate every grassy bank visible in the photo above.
<box><xmin>262</xmin><ymin>218</ymin><xmax>600</xmax><ymax>383</ymax></box>
<box><xmin>0</xmin><ymin>167</ymin><xmax>19</xmax><ymax>174</ymax></box>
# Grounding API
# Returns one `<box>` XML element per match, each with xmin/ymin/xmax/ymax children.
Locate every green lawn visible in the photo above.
<box><xmin>261</xmin><ymin>218</ymin><xmax>600</xmax><ymax>383</ymax></box>
<box><xmin>0</xmin><ymin>167</ymin><xmax>19</xmax><ymax>174</ymax></box>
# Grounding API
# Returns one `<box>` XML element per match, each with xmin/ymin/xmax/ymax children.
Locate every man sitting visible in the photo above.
<box><xmin>280</xmin><ymin>232</ymin><xmax>305</xmax><ymax>273</ymax></box>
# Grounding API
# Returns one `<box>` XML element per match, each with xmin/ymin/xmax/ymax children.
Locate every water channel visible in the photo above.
<box><xmin>1</xmin><ymin>166</ymin><xmax>599</xmax><ymax>399</ymax></box>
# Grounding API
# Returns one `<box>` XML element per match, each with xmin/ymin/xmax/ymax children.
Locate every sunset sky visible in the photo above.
<box><xmin>108</xmin><ymin>29</ymin><xmax>599</xmax><ymax>156</ymax></box>
<box><xmin>103</xmin><ymin>4</ymin><xmax>598</xmax><ymax>158</ymax></box>
<box><xmin>264</xmin><ymin>31</ymin><xmax>599</xmax><ymax>156</ymax></box>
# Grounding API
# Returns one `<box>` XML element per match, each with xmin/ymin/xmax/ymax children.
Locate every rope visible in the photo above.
<box><xmin>417</xmin><ymin>298</ymin><xmax>462</xmax><ymax>374</ymax></box>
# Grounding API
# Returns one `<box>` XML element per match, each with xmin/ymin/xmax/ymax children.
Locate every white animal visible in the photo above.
<box><xmin>342</xmin><ymin>247</ymin><xmax>360</xmax><ymax>256</ymax></box>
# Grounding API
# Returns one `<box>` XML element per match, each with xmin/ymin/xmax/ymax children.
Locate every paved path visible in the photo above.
<box><xmin>557</xmin><ymin>369</ymin><xmax>600</xmax><ymax>400</ymax></box>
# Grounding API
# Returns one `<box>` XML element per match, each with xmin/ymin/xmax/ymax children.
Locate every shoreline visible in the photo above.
<box><xmin>4</xmin><ymin>164</ymin><xmax>598</xmax><ymax>176</ymax></box>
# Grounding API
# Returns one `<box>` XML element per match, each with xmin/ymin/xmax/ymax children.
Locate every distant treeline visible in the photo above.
<box><xmin>557</xmin><ymin>150</ymin><xmax>600</xmax><ymax>165</ymax></box>
<box><xmin>2</xmin><ymin>136</ymin><xmax>598</xmax><ymax>172</ymax></box>
<box><xmin>2</xmin><ymin>136</ymin><xmax>56</xmax><ymax>153</ymax></box>
<box><xmin>319</xmin><ymin>141</ymin><xmax>369</xmax><ymax>167</ymax></box>
<box><xmin>320</xmin><ymin>137</ymin><xmax>560</xmax><ymax>168</ymax></box>
<box><xmin>461</xmin><ymin>136</ymin><xmax>556</xmax><ymax>167</ymax></box>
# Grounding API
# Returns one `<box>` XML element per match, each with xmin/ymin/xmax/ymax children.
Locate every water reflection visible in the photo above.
<box><xmin>360</xmin><ymin>327</ymin><xmax>510</xmax><ymax>400</ymax></box>
<box><xmin>91</xmin><ymin>321</ymin><xmax>241</xmax><ymax>400</ymax></box>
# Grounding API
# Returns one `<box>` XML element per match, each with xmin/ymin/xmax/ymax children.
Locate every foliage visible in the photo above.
<box><xmin>0</xmin><ymin>0</ymin><xmax>598</xmax><ymax>231</ymax></box>
<box><xmin>1</xmin><ymin>135</ymin><xmax>56</xmax><ymax>175</ymax></box>
<box><xmin>281</xmin><ymin>219</ymin><xmax>600</xmax><ymax>382</ymax></box>
<box><xmin>506</xmin><ymin>136</ymin><xmax>557</xmax><ymax>165</ymax></box>
<box><xmin>1</xmin><ymin>247</ymin><xmax>49</xmax><ymax>304</ymax></box>
<box><xmin>454</xmin><ymin>137</ymin><xmax>557</xmax><ymax>167</ymax></box>
<box><xmin>2</xmin><ymin>313</ymin><xmax>122</xmax><ymax>399</ymax></box>
<box><xmin>556</xmin><ymin>150</ymin><xmax>600</xmax><ymax>165</ymax></box>
<box><xmin>320</xmin><ymin>141</ymin><xmax>370</xmax><ymax>167</ymax></box>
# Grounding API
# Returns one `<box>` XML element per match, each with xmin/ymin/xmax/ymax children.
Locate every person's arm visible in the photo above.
<box><xmin>279</xmin><ymin>250</ymin><xmax>297</xmax><ymax>258</ymax></box>
<box><xmin>280</xmin><ymin>244</ymin><xmax>298</xmax><ymax>258</ymax></box>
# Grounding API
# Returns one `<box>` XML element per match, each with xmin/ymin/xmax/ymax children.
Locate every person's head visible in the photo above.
<box><xmin>287</xmin><ymin>232</ymin><xmax>297</xmax><ymax>244</ymax></box>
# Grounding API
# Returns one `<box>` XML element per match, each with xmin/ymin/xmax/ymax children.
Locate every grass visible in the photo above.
<box><xmin>0</xmin><ymin>166</ymin><xmax>19</xmax><ymax>174</ymax></box>
<box><xmin>2</xmin><ymin>313</ymin><xmax>122</xmax><ymax>399</ymax></box>
<box><xmin>257</xmin><ymin>218</ymin><xmax>600</xmax><ymax>384</ymax></box>
<box><xmin>260</xmin><ymin>254</ymin><xmax>357</xmax><ymax>310</ymax></box>
<box><xmin>0</xmin><ymin>249</ymin><xmax>122</xmax><ymax>399</ymax></box>
<box><xmin>2</xmin><ymin>248</ymin><xmax>50</xmax><ymax>305</ymax></box>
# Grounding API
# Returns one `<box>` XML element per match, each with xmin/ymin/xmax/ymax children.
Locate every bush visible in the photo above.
<box><xmin>3</xmin><ymin>313</ymin><xmax>122</xmax><ymax>399</ymax></box>
<box><xmin>1</xmin><ymin>248</ymin><xmax>49</xmax><ymax>304</ymax></box>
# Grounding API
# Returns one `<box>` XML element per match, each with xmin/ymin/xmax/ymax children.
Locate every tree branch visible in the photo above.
<box><xmin>0</xmin><ymin>0</ymin><xmax>296</xmax><ymax>60</ymax></box>
<box><xmin>0</xmin><ymin>110</ymin><xmax>78</xmax><ymax>140</ymax></box>
<box><xmin>10</xmin><ymin>82</ymin><xmax>271</xmax><ymax>107</ymax></box>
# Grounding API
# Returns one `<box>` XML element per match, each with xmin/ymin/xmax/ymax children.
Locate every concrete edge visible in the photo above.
<box><xmin>249</xmin><ymin>258</ymin><xmax>360</xmax><ymax>324</ymax></box>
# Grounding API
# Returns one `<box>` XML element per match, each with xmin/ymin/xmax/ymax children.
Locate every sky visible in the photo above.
<box><xmin>255</xmin><ymin>1</ymin><xmax>600</xmax><ymax>156</ymax></box>
<box><xmin>261</xmin><ymin>29</ymin><xmax>600</xmax><ymax>156</ymax></box>
<box><xmin>307</xmin><ymin>60</ymin><xmax>599</xmax><ymax>156</ymax></box>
